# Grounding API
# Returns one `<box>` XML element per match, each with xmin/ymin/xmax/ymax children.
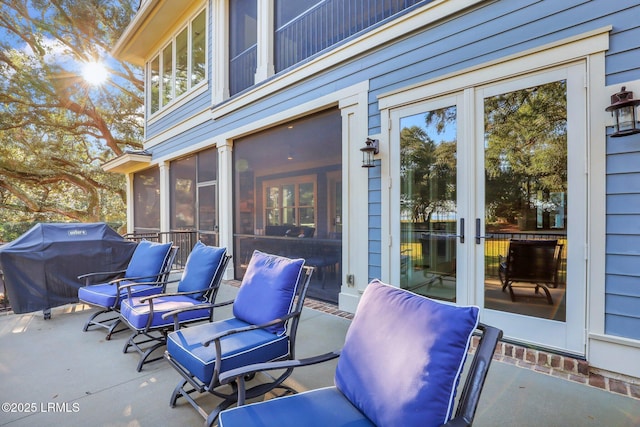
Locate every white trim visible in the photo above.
<box><xmin>378</xmin><ymin>26</ymin><xmax>612</xmax><ymax>109</ymax></box>
<box><xmin>154</xmin><ymin>81</ymin><xmax>370</xmax><ymax>164</ymax></box>
<box><xmin>211</xmin><ymin>0</ymin><xmax>484</xmax><ymax>119</ymax></box>
<box><xmin>255</xmin><ymin>0</ymin><xmax>275</xmax><ymax>82</ymax></box>
<box><xmin>144</xmin><ymin>100</ymin><xmax>210</xmax><ymax>150</ymax></box>
<box><xmin>589</xmin><ymin>333</ymin><xmax>640</xmax><ymax>378</ymax></box>
<box><xmin>212</xmin><ymin>0</ymin><xmax>230</xmax><ymax>105</ymax></box>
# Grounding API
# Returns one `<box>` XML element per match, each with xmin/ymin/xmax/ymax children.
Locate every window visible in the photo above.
<box><xmin>148</xmin><ymin>8</ymin><xmax>207</xmax><ymax>115</ymax></box>
<box><xmin>264</xmin><ymin>177</ymin><xmax>316</xmax><ymax>227</ymax></box>
<box><xmin>133</xmin><ymin>167</ymin><xmax>160</xmax><ymax>232</ymax></box>
<box><xmin>233</xmin><ymin>109</ymin><xmax>342</xmax><ymax>302</ymax></box>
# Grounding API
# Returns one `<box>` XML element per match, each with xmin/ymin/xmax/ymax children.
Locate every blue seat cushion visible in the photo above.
<box><xmin>177</xmin><ymin>242</ymin><xmax>226</xmax><ymax>300</ymax></box>
<box><xmin>78</xmin><ymin>282</ymin><xmax>163</xmax><ymax>309</ymax></box>
<box><xmin>334</xmin><ymin>279</ymin><xmax>479</xmax><ymax>427</ymax></box>
<box><xmin>120</xmin><ymin>295</ymin><xmax>212</xmax><ymax>330</ymax></box>
<box><xmin>125</xmin><ymin>240</ymin><xmax>172</xmax><ymax>282</ymax></box>
<box><xmin>166</xmin><ymin>318</ymin><xmax>290</xmax><ymax>385</ymax></box>
<box><xmin>218</xmin><ymin>387</ymin><xmax>375</xmax><ymax>427</ymax></box>
<box><xmin>232</xmin><ymin>251</ymin><xmax>305</xmax><ymax>334</ymax></box>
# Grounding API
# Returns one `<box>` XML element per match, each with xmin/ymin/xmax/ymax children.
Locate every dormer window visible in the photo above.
<box><xmin>148</xmin><ymin>8</ymin><xmax>207</xmax><ymax>115</ymax></box>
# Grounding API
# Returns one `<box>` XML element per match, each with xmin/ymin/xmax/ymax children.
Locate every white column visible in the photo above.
<box><xmin>338</xmin><ymin>87</ymin><xmax>371</xmax><ymax>313</ymax></box>
<box><xmin>255</xmin><ymin>0</ymin><xmax>275</xmax><ymax>83</ymax></box>
<box><xmin>159</xmin><ymin>161</ymin><xmax>171</xmax><ymax>235</ymax></box>
<box><xmin>212</xmin><ymin>0</ymin><xmax>230</xmax><ymax>104</ymax></box>
<box><xmin>217</xmin><ymin>139</ymin><xmax>235</xmax><ymax>279</ymax></box>
<box><xmin>125</xmin><ymin>173</ymin><xmax>135</xmax><ymax>234</ymax></box>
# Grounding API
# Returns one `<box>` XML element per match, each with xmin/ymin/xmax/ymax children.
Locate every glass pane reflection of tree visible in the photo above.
<box><xmin>400</xmin><ymin>106</ymin><xmax>457</xmax><ymax>302</ymax></box>
<box><xmin>484</xmin><ymin>81</ymin><xmax>568</xmax><ymax>321</ymax></box>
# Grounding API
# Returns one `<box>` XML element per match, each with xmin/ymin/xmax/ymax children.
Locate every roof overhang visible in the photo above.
<box><xmin>112</xmin><ymin>0</ymin><xmax>197</xmax><ymax>65</ymax></box>
<box><xmin>102</xmin><ymin>152</ymin><xmax>152</xmax><ymax>174</ymax></box>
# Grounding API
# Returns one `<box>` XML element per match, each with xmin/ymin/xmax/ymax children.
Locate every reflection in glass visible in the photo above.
<box><xmin>233</xmin><ymin>109</ymin><xmax>342</xmax><ymax>303</ymax></box>
<box><xmin>150</xmin><ymin>56</ymin><xmax>159</xmax><ymax>114</ymax></box>
<box><xmin>133</xmin><ymin>167</ymin><xmax>160</xmax><ymax>232</ymax></box>
<box><xmin>162</xmin><ymin>43</ymin><xmax>173</xmax><ymax>106</ymax></box>
<box><xmin>399</xmin><ymin>106</ymin><xmax>457</xmax><ymax>301</ymax></box>
<box><xmin>483</xmin><ymin>81</ymin><xmax>567</xmax><ymax>321</ymax></box>
<box><xmin>191</xmin><ymin>10</ymin><xmax>206</xmax><ymax>86</ymax></box>
<box><xmin>175</xmin><ymin>27</ymin><xmax>188</xmax><ymax>97</ymax></box>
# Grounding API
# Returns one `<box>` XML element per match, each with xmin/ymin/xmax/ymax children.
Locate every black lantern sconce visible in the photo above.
<box><xmin>606</xmin><ymin>86</ymin><xmax>640</xmax><ymax>137</ymax></box>
<box><xmin>361</xmin><ymin>138</ymin><xmax>379</xmax><ymax>168</ymax></box>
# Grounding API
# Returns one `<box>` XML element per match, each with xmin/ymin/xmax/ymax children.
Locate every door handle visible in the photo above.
<box><xmin>475</xmin><ymin>218</ymin><xmax>489</xmax><ymax>244</ymax></box>
<box><xmin>431</xmin><ymin>218</ymin><xmax>464</xmax><ymax>243</ymax></box>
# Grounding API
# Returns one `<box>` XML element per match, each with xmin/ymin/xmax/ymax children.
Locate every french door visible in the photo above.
<box><xmin>391</xmin><ymin>64</ymin><xmax>587</xmax><ymax>354</ymax></box>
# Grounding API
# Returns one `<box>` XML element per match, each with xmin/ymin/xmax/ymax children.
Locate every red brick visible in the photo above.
<box><xmin>525</xmin><ymin>350</ymin><xmax>537</xmax><ymax>364</ymax></box>
<box><xmin>577</xmin><ymin>360</ymin><xmax>589</xmax><ymax>376</ymax></box>
<box><xmin>514</xmin><ymin>347</ymin><xmax>525</xmax><ymax>360</ymax></box>
<box><xmin>538</xmin><ymin>352</ymin><xmax>549</xmax><ymax>366</ymax></box>
<box><xmin>609</xmin><ymin>379</ymin><xmax>628</xmax><ymax>395</ymax></box>
<box><xmin>504</xmin><ymin>343</ymin><xmax>514</xmax><ymax>357</ymax></box>
<box><xmin>589</xmin><ymin>373</ymin><xmax>606</xmax><ymax>389</ymax></box>
<box><xmin>550</xmin><ymin>354</ymin><xmax>562</xmax><ymax>368</ymax></box>
<box><xmin>629</xmin><ymin>384</ymin><xmax>640</xmax><ymax>399</ymax></box>
<box><xmin>563</xmin><ymin>358</ymin><xmax>576</xmax><ymax>372</ymax></box>
<box><xmin>568</xmin><ymin>374</ymin><xmax>587</xmax><ymax>384</ymax></box>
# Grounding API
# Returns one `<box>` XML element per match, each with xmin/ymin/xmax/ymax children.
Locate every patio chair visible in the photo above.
<box><xmin>77</xmin><ymin>240</ymin><xmax>177</xmax><ymax>340</ymax></box>
<box><xmin>499</xmin><ymin>239</ymin><xmax>563</xmax><ymax>304</ymax></box>
<box><xmin>217</xmin><ymin>279</ymin><xmax>502</xmax><ymax>427</ymax></box>
<box><xmin>119</xmin><ymin>242</ymin><xmax>231</xmax><ymax>371</ymax></box>
<box><xmin>163</xmin><ymin>250</ymin><xmax>313</xmax><ymax>427</ymax></box>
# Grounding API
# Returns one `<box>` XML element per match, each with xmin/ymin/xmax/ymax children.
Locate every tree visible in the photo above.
<box><xmin>0</xmin><ymin>0</ymin><xmax>142</xmax><ymax>229</ymax></box>
<box><xmin>400</xmin><ymin>122</ymin><xmax>456</xmax><ymax>224</ymax></box>
<box><xmin>484</xmin><ymin>81</ymin><xmax>567</xmax><ymax>227</ymax></box>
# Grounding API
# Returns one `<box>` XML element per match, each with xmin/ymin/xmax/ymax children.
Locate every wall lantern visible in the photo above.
<box><xmin>605</xmin><ymin>86</ymin><xmax>640</xmax><ymax>137</ymax></box>
<box><xmin>360</xmin><ymin>138</ymin><xmax>379</xmax><ymax>168</ymax></box>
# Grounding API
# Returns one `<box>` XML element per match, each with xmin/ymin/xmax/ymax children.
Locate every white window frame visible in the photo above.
<box><xmin>147</xmin><ymin>7</ymin><xmax>208</xmax><ymax>117</ymax></box>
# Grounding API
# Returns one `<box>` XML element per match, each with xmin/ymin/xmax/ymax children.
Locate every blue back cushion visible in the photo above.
<box><xmin>124</xmin><ymin>240</ymin><xmax>172</xmax><ymax>282</ymax></box>
<box><xmin>177</xmin><ymin>242</ymin><xmax>227</xmax><ymax>299</ymax></box>
<box><xmin>232</xmin><ymin>251</ymin><xmax>305</xmax><ymax>335</ymax></box>
<box><xmin>335</xmin><ymin>279</ymin><xmax>479</xmax><ymax>427</ymax></box>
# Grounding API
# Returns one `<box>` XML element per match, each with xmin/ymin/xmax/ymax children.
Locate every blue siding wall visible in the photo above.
<box><xmin>146</xmin><ymin>0</ymin><xmax>640</xmax><ymax>339</ymax></box>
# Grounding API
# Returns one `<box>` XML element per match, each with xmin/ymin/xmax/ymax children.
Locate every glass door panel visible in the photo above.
<box><xmin>482</xmin><ymin>80</ymin><xmax>567</xmax><ymax>321</ymax></box>
<box><xmin>400</xmin><ymin>105</ymin><xmax>458</xmax><ymax>301</ymax></box>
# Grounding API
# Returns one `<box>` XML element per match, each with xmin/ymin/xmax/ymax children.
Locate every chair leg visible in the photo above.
<box><xmin>535</xmin><ymin>285</ymin><xmax>554</xmax><ymax>305</ymax></box>
<box><xmin>506</xmin><ymin>283</ymin><xmax>517</xmax><ymax>302</ymax></box>
<box><xmin>123</xmin><ymin>331</ymin><xmax>169</xmax><ymax>371</ymax></box>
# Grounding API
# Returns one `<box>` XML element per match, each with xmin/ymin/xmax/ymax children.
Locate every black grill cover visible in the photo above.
<box><xmin>0</xmin><ymin>223</ymin><xmax>137</xmax><ymax>314</ymax></box>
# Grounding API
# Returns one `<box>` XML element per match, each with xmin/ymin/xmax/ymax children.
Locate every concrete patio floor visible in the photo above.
<box><xmin>1</xmin><ymin>283</ymin><xmax>639</xmax><ymax>427</ymax></box>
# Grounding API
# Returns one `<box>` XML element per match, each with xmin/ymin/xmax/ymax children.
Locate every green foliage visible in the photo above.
<box><xmin>0</xmin><ymin>0</ymin><xmax>142</xmax><ymax>239</ymax></box>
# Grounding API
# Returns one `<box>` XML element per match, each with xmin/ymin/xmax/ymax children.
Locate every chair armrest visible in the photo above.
<box><xmin>160</xmin><ymin>303</ymin><xmax>217</xmax><ymax>330</ymax></box>
<box><xmin>78</xmin><ymin>269</ymin><xmax>126</xmax><ymax>284</ymax></box>
<box><xmin>200</xmin><ymin>311</ymin><xmax>298</xmax><ymax>347</ymax></box>
<box><xmin>219</xmin><ymin>350</ymin><xmax>341</xmax><ymax>385</ymax></box>
<box><xmin>219</xmin><ymin>350</ymin><xmax>342</xmax><ymax>405</ymax></box>
<box><xmin>138</xmin><ymin>287</ymin><xmax>203</xmax><ymax>303</ymax></box>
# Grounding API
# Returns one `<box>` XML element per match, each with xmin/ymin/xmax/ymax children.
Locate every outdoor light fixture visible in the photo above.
<box><xmin>361</xmin><ymin>138</ymin><xmax>379</xmax><ymax>168</ymax></box>
<box><xmin>606</xmin><ymin>86</ymin><xmax>640</xmax><ymax>137</ymax></box>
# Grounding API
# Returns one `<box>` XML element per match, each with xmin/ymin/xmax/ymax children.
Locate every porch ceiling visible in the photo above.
<box><xmin>112</xmin><ymin>0</ymin><xmax>197</xmax><ymax>65</ymax></box>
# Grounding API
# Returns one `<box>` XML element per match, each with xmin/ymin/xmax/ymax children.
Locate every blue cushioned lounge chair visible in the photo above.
<box><xmin>119</xmin><ymin>242</ymin><xmax>231</xmax><ymax>371</ymax></box>
<box><xmin>78</xmin><ymin>240</ymin><xmax>177</xmax><ymax>340</ymax></box>
<box><xmin>164</xmin><ymin>250</ymin><xmax>313</xmax><ymax>427</ymax></box>
<box><xmin>218</xmin><ymin>279</ymin><xmax>503</xmax><ymax>427</ymax></box>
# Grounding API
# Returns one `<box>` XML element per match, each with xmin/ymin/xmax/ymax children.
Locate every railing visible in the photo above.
<box><xmin>229</xmin><ymin>45</ymin><xmax>257</xmax><ymax>96</ymax></box>
<box><xmin>124</xmin><ymin>231</ymin><xmax>198</xmax><ymax>270</ymax></box>
<box><xmin>401</xmin><ymin>229</ymin><xmax>567</xmax><ymax>284</ymax></box>
<box><xmin>275</xmin><ymin>0</ymin><xmax>425</xmax><ymax>72</ymax></box>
